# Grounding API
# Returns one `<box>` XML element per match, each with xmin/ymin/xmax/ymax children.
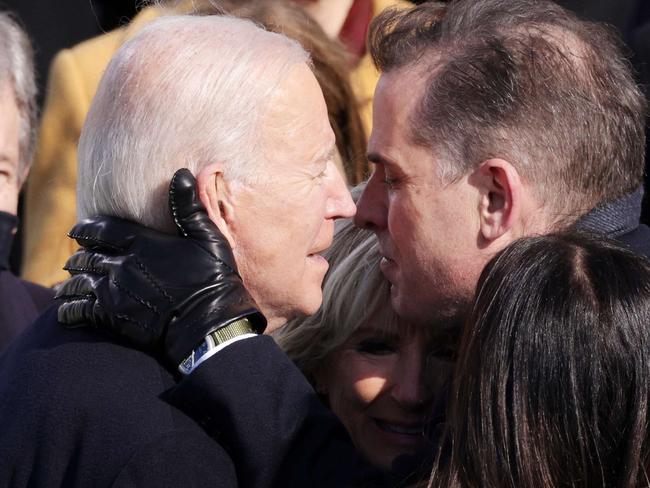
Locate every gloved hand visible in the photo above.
<box><xmin>56</xmin><ymin>168</ymin><xmax>266</xmax><ymax>368</ymax></box>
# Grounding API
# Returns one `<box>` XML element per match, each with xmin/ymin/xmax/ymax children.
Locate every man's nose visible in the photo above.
<box><xmin>354</xmin><ymin>167</ymin><xmax>387</xmax><ymax>231</ymax></box>
<box><xmin>326</xmin><ymin>162</ymin><xmax>356</xmax><ymax>219</ymax></box>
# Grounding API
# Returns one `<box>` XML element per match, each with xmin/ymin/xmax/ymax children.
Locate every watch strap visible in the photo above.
<box><xmin>209</xmin><ymin>318</ymin><xmax>255</xmax><ymax>344</ymax></box>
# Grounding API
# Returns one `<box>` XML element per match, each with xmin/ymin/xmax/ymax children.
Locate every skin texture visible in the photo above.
<box><xmin>355</xmin><ymin>67</ymin><xmax>548</xmax><ymax>328</ymax></box>
<box><xmin>0</xmin><ymin>83</ymin><xmax>21</xmax><ymax>215</ymax></box>
<box><xmin>203</xmin><ymin>64</ymin><xmax>356</xmax><ymax>332</ymax></box>
<box><xmin>315</xmin><ymin>319</ymin><xmax>449</xmax><ymax>470</ymax></box>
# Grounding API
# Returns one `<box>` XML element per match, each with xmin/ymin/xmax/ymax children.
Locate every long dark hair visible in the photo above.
<box><xmin>431</xmin><ymin>232</ymin><xmax>650</xmax><ymax>487</ymax></box>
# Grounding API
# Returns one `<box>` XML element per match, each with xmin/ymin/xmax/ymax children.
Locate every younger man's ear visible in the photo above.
<box><xmin>475</xmin><ymin>158</ymin><xmax>522</xmax><ymax>242</ymax></box>
<box><xmin>195</xmin><ymin>163</ymin><xmax>236</xmax><ymax>248</ymax></box>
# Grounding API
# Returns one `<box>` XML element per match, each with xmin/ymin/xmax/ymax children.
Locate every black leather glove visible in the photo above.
<box><xmin>56</xmin><ymin>168</ymin><xmax>266</xmax><ymax>368</ymax></box>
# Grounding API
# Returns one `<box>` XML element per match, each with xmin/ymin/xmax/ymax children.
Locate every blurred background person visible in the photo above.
<box><xmin>0</xmin><ymin>0</ymin><xmax>138</xmax><ymax>276</ymax></box>
<box><xmin>22</xmin><ymin>0</ymin><xmax>409</xmax><ymax>288</ymax></box>
<box><xmin>275</xmin><ymin>200</ymin><xmax>453</xmax><ymax>474</ymax></box>
<box><xmin>0</xmin><ymin>12</ymin><xmax>53</xmax><ymax>353</ymax></box>
<box><xmin>430</xmin><ymin>232</ymin><xmax>650</xmax><ymax>488</ymax></box>
<box><xmin>293</xmin><ymin>0</ymin><xmax>409</xmax><ymax>132</ymax></box>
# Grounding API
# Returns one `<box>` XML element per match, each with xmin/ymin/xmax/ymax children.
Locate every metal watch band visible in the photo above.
<box><xmin>208</xmin><ymin>318</ymin><xmax>255</xmax><ymax>344</ymax></box>
<box><xmin>178</xmin><ymin>318</ymin><xmax>255</xmax><ymax>375</ymax></box>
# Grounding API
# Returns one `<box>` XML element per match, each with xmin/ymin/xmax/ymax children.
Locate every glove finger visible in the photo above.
<box><xmin>68</xmin><ymin>215</ymin><xmax>147</xmax><ymax>252</ymax></box>
<box><xmin>63</xmin><ymin>250</ymin><xmax>110</xmax><ymax>277</ymax></box>
<box><xmin>58</xmin><ymin>297</ymin><xmax>103</xmax><ymax>328</ymax></box>
<box><xmin>58</xmin><ymin>270</ymin><xmax>162</xmax><ymax>348</ymax></box>
<box><xmin>64</xmin><ymin>250</ymin><xmax>170</xmax><ymax>313</ymax></box>
<box><xmin>58</xmin><ymin>299</ymin><xmax>152</xmax><ymax>349</ymax></box>
<box><xmin>168</xmin><ymin>168</ymin><xmax>238</xmax><ymax>271</ymax></box>
<box><xmin>55</xmin><ymin>273</ymin><xmax>101</xmax><ymax>300</ymax></box>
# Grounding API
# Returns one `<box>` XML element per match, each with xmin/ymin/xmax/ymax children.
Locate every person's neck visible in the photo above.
<box><xmin>264</xmin><ymin>316</ymin><xmax>288</xmax><ymax>335</ymax></box>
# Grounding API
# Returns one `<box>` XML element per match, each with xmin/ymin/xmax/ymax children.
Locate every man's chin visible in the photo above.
<box><xmin>390</xmin><ymin>284</ymin><xmax>438</xmax><ymax>327</ymax></box>
<box><xmin>389</xmin><ymin>283</ymin><xmax>411</xmax><ymax>320</ymax></box>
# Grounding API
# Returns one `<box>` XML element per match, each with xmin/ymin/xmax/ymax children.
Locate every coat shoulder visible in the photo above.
<box><xmin>0</xmin><ymin>307</ymin><xmax>211</xmax><ymax>486</ymax></box>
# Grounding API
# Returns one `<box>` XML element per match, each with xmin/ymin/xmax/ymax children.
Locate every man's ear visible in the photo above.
<box><xmin>195</xmin><ymin>163</ymin><xmax>236</xmax><ymax>248</ymax></box>
<box><xmin>474</xmin><ymin>158</ymin><xmax>522</xmax><ymax>243</ymax></box>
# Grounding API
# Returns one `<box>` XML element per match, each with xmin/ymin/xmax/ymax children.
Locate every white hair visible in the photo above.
<box><xmin>0</xmin><ymin>12</ymin><xmax>36</xmax><ymax>184</ymax></box>
<box><xmin>77</xmin><ymin>14</ymin><xmax>310</xmax><ymax>230</ymax></box>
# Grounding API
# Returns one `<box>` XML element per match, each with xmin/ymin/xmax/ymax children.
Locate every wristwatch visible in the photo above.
<box><xmin>178</xmin><ymin>318</ymin><xmax>255</xmax><ymax>375</ymax></box>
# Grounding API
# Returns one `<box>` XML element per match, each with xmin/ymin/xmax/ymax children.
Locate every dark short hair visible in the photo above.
<box><xmin>369</xmin><ymin>0</ymin><xmax>647</xmax><ymax>218</ymax></box>
<box><xmin>433</xmin><ymin>232</ymin><xmax>650</xmax><ymax>487</ymax></box>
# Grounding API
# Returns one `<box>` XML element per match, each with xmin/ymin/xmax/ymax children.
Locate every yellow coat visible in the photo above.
<box><xmin>22</xmin><ymin>0</ymin><xmax>408</xmax><ymax>287</ymax></box>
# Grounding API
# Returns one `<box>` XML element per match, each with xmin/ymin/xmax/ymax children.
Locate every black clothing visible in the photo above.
<box><xmin>167</xmin><ymin>337</ymin><xmax>426</xmax><ymax>488</ymax></box>
<box><xmin>0</xmin><ymin>211</ymin><xmax>53</xmax><ymax>353</ymax></box>
<box><xmin>167</xmin><ymin>335</ymin><xmax>382</xmax><ymax>488</ymax></box>
<box><xmin>0</xmin><ymin>310</ymin><xmax>363</xmax><ymax>487</ymax></box>
<box><xmin>0</xmin><ymin>307</ymin><xmax>237</xmax><ymax>488</ymax></box>
<box><xmin>575</xmin><ymin>186</ymin><xmax>650</xmax><ymax>259</ymax></box>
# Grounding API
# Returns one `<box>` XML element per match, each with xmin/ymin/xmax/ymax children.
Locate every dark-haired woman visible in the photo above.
<box><xmin>431</xmin><ymin>232</ymin><xmax>650</xmax><ymax>487</ymax></box>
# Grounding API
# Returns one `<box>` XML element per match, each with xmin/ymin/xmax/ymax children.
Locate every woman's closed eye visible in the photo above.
<box><xmin>355</xmin><ymin>338</ymin><xmax>398</xmax><ymax>356</ymax></box>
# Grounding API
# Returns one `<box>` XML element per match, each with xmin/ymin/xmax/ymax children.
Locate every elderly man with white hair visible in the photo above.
<box><xmin>0</xmin><ymin>12</ymin><xmax>53</xmax><ymax>353</ymax></box>
<box><xmin>0</xmin><ymin>12</ymin><xmax>355</xmax><ymax>488</ymax></box>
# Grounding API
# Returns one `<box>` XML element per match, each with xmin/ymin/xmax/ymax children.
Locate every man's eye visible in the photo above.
<box><xmin>383</xmin><ymin>173</ymin><xmax>401</xmax><ymax>188</ymax></box>
<box><xmin>383</xmin><ymin>177</ymin><xmax>397</xmax><ymax>187</ymax></box>
<box><xmin>355</xmin><ymin>339</ymin><xmax>397</xmax><ymax>355</ymax></box>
